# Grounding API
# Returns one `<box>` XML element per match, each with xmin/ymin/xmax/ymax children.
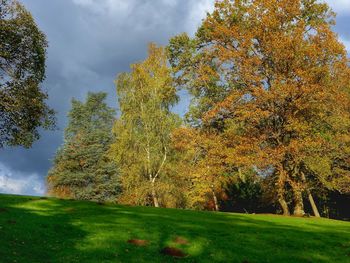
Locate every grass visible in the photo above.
<box><xmin>0</xmin><ymin>194</ymin><xmax>349</xmax><ymax>262</ymax></box>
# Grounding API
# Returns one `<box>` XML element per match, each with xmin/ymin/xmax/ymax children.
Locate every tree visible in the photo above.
<box><xmin>171</xmin><ymin>127</ymin><xmax>234</xmax><ymax>211</ymax></box>
<box><xmin>168</xmin><ymin>0</ymin><xmax>350</xmax><ymax>216</ymax></box>
<box><xmin>0</xmin><ymin>0</ymin><xmax>55</xmax><ymax>148</ymax></box>
<box><xmin>110</xmin><ymin>43</ymin><xmax>180</xmax><ymax>207</ymax></box>
<box><xmin>47</xmin><ymin>92</ymin><xmax>119</xmax><ymax>202</ymax></box>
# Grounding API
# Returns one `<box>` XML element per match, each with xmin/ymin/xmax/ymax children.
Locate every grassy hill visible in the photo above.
<box><xmin>0</xmin><ymin>194</ymin><xmax>349</xmax><ymax>263</ymax></box>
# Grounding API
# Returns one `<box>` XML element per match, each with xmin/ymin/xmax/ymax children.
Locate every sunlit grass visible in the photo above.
<box><xmin>0</xmin><ymin>194</ymin><xmax>349</xmax><ymax>262</ymax></box>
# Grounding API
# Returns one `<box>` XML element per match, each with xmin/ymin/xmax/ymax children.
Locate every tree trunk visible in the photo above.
<box><xmin>300</xmin><ymin>171</ymin><xmax>320</xmax><ymax>217</ymax></box>
<box><xmin>211</xmin><ymin>186</ymin><xmax>219</xmax><ymax>211</ymax></box>
<box><xmin>293</xmin><ymin>188</ymin><xmax>305</xmax><ymax>216</ymax></box>
<box><xmin>151</xmin><ymin>180</ymin><xmax>159</xmax><ymax>208</ymax></box>
<box><xmin>278</xmin><ymin>196</ymin><xmax>290</xmax><ymax>216</ymax></box>
<box><xmin>307</xmin><ymin>190</ymin><xmax>320</xmax><ymax>217</ymax></box>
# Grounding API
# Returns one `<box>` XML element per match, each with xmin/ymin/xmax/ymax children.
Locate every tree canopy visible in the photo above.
<box><xmin>168</xmin><ymin>0</ymin><xmax>350</xmax><ymax>216</ymax></box>
<box><xmin>110</xmin><ymin>44</ymin><xmax>181</xmax><ymax>207</ymax></box>
<box><xmin>47</xmin><ymin>92</ymin><xmax>119</xmax><ymax>202</ymax></box>
<box><xmin>0</xmin><ymin>0</ymin><xmax>55</xmax><ymax>148</ymax></box>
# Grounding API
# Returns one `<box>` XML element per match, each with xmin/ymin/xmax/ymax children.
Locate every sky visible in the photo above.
<box><xmin>0</xmin><ymin>0</ymin><xmax>349</xmax><ymax>196</ymax></box>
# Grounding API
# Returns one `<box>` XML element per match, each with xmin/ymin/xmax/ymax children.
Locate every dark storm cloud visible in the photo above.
<box><xmin>0</xmin><ymin>0</ymin><xmax>349</xmax><ymax>195</ymax></box>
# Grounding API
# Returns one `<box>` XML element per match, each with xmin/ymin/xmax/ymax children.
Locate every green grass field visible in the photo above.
<box><xmin>0</xmin><ymin>194</ymin><xmax>349</xmax><ymax>263</ymax></box>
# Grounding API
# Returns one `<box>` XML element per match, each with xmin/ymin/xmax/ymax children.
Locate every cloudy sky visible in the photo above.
<box><xmin>0</xmin><ymin>0</ymin><xmax>349</xmax><ymax>196</ymax></box>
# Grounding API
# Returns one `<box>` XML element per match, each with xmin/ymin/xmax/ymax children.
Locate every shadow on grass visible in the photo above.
<box><xmin>0</xmin><ymin>195</ymin><xmax>87</xmax><ymax>263</ymax></box>
<box><xmin>0</xmin><ymin>194</ymin><xmax>349</xmax><ymax>263</ymax></box>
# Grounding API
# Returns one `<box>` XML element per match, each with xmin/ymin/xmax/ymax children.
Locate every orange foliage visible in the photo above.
<box><xmin>170</xmin><ymin>0</ymin><xmax>350</xmax><ymax>213</ymax></box>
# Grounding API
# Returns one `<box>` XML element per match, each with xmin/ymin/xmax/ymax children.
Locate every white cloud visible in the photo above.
<box><xmin>188</xmin><ymin>0</ymin><xmax>215</xmax><ymax>35</ymax></box>
<box><xmin>340</xmin><ymin>38</ymin><xmax>350</xmax><ymax>52</ymax></box>
<box><xmin>71</xmin><ymin>0</ymin><xmax>216</xmax><ymax>34</ymax></box>
<box><xmin>325</xmin><ymin>0</ymin><xmax>350</xmax><ymax>15</ymax></box>
<box><xmin>0</xmin><ymin>163</ymin><xmax>45</xmax><ymax>196</ymax></box>
<box><xmin>72</xmin><ymin>0</ymin><xmax>139</xmax><ymax>16</ymax></box>
<box><xmin>72</xmin><ymin>0</ymin><xmax>179</xmax><ymax>11</ymax></box>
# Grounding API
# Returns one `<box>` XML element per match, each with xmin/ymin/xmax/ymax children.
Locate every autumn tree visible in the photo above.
<box><xmin>168</xmin><ymin>0</ymin><xmax>350</xmax><ymax>216</ymax></box>
<box><xmin>172</xmin><ymin>127</ymin><xmax>235</xmax><ymax>211</ymax></box>
<box><xmin>0</xmin><ymin>0</ymin><xmax>55</xmax><ymax>148</ymax></box>
<box><xmin>47</xmin><ymin>92</ymin><xmax>119</xmax><ymax>201</ymax></box>
<box><xmin>110</xmin><ymin>43</ymin><xmax>180</xmax><ymax>207</ymax></box>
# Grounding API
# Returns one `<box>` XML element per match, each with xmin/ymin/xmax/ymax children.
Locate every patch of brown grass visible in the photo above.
<box><xmin>161</xmin><ymin>247</ymin><xmax>187</xmax><ymax>258</ymax></box>
<box><xmin>174</xmin><ymin>236</ymin><xmax>189</xmax><ymax>245</ymax></box>
<box><xmin>127</xmin><ymin>239</ymin><xmax>149</xmax><ymax>246</ymax></box>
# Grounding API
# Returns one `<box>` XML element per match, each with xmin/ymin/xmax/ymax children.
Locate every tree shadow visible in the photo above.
<box><xmin>0</xmin><ymin>195</ymin><xmax>87</xmax><ymax>263</ymax></box>
<box><xmin>1</xmin><ymin>194</ymin><xmax>349</xmax><ymax>262</ymax></box>
<box><xmin>64</xmin><ymin>204</ymin><xmax>350</xmax><ymax>263</ymax></box>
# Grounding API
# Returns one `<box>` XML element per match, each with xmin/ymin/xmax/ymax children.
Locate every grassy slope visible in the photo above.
<box><xmin>0</xmin><ymin>194</ymin><xmax>349</xmax><ymax>263</ymax></box>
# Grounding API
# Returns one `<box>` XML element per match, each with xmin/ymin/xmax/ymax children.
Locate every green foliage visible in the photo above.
<box><xmin>171</xmin><ymin>127</ymin><xmax>238</xmax><ymax>211</ymax></box>
<box><xmin>167</xmin><ymin>33</ymin><xmax>230</xmax><ymax>127</ymax></box>
<box><xmin>0</xmin><ymin>0</ymin><xmax>55</xmax><ymax>148</ymax></box>
<box><xmin>1</xmin><ymin>194</ymin><xmax>350</xmax><ymax>262</ymax></box>
<box><xmin>222</xmin><ymin>172</ymin><xmax>264</xmax><ymax>213</ymax></box>
<box><xmin>110</xmin><ymin>43</ymin><xmax>181</xmax><ymax>207</ymax></box>
<box><xmin>47</xmin><ymin>92</ymin><xmax>119</xmax><ymax>202</ymax></box>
